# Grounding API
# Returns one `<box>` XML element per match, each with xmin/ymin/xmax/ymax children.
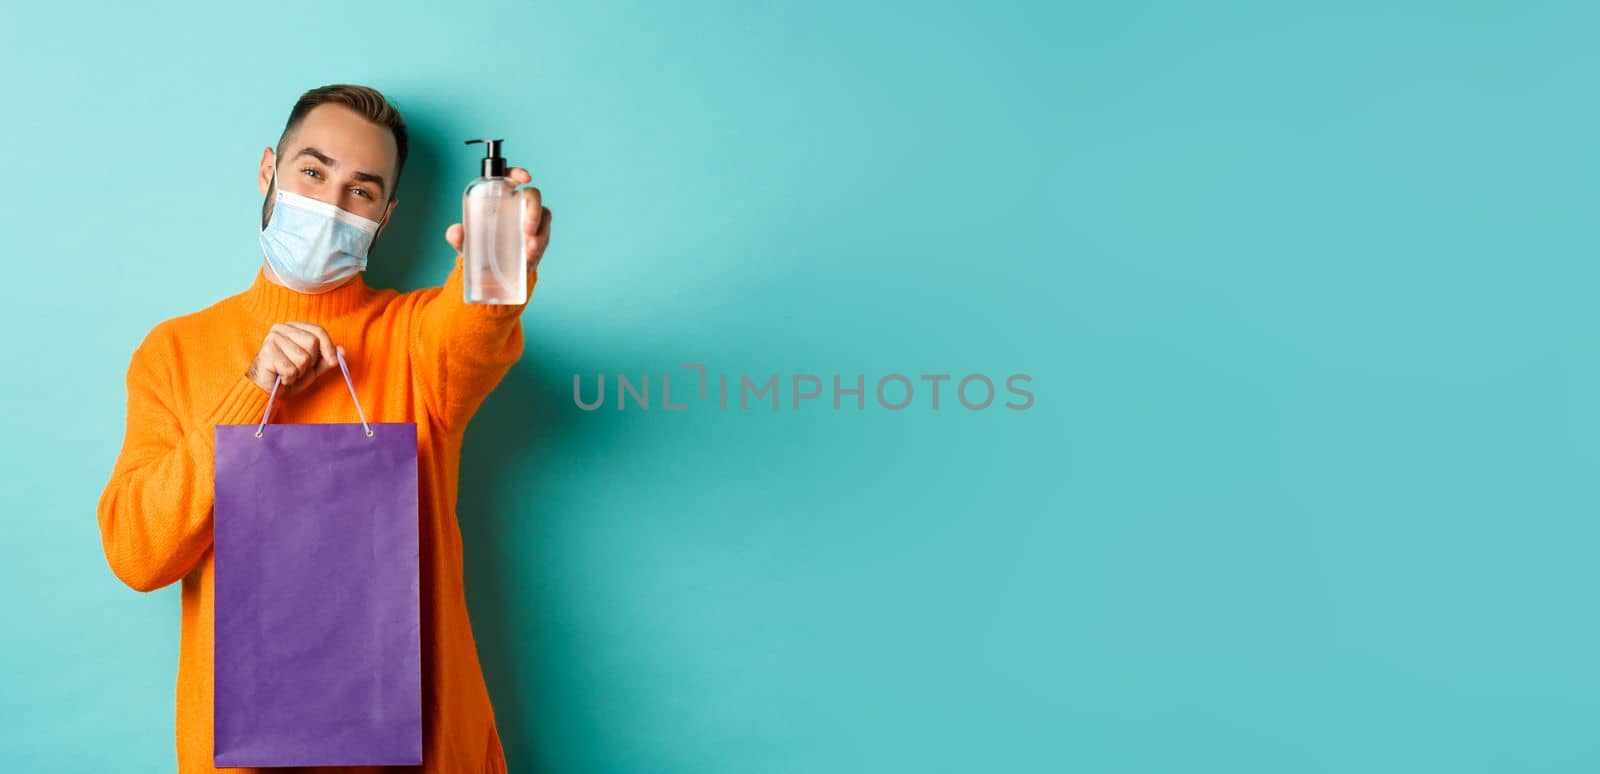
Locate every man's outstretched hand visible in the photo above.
<box><xmin>443</xmin><ymin>166</ymin><xmax>553</xmax><ymax>273</ymax></box>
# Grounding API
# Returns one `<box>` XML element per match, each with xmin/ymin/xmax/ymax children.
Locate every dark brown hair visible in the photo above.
<box><xmin>276</xmin><ymin>84</ymin><xmax>410</xmax><ymax>198</ymax></box>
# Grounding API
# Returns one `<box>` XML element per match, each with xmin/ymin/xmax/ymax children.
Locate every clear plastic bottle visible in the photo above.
<box><xmin>462</xmin><ymin>138</ymin><xmax>527</xmax><ymax>304</ymax></box>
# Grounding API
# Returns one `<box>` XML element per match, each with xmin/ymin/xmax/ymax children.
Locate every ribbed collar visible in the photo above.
<box><xmin>238</xmin><ymin>261</ymin><xmax>379</xmax><ymax>324</ymax></box>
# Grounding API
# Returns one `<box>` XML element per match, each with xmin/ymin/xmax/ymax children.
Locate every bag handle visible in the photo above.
<box><xmin>254</xmin><ymin>345</ymin><xmax>374</xmax><ymax>439</ymax></box>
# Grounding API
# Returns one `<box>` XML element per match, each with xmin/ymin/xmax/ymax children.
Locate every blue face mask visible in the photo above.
<box><xmin>259</xmin><ymin>164</ymin><xmax>385</xmax><ymax>293</ymax></box>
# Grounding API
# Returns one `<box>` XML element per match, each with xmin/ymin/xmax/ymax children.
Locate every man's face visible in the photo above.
<box><xmin>258</xmin><ymin>103</ymin><xmax>399</xmax><ymax>231</ymax></box>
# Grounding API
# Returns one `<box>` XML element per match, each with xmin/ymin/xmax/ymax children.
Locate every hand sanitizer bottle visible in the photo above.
<box><xmin>462</xmin><ymin>138</ymin><xmax>527</xmax><ymax>304</ymax></box>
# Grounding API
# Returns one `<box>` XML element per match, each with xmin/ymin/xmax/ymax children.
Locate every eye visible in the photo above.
<box><xmin>351</xmin><ymin>188</ymin><xmax>372</xmax><ymax>199</ymax></box>
<box><xmin>300</xmin><ymin>167</ymin><xmax>322</xmax><ymax>180</ymax></box>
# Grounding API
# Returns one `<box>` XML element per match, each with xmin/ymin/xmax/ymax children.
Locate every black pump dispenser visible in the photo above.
<box><xmin>465</xmin><ymin>138</ymin><xmax>507</xmax><ymax>177</ymax></box>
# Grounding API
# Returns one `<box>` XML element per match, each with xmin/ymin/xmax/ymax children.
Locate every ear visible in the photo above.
<box><xmin>257</xmin><ymin>146</ymin><xmax>275</xmax><ymax>195</ymax></box>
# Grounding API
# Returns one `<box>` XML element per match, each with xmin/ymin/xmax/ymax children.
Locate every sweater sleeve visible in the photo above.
<box><xmin>96</xmin><ymin>332</ymin><xmax>273</xmax><ymax>592</ymax></box>
<box><xmin>410</xmin><ymin>254</ymin><xmax>538</xmax><ymax>430</ymax></box>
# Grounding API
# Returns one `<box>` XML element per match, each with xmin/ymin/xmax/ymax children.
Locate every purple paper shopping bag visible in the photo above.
<box><xmin>212</xmin><ymin>346</ymin><xmax>422</xmax><ymax>767</ymax></box>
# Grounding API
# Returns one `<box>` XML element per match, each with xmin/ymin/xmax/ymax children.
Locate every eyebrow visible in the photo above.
<box><xmin>292</xmin><ymin>146</ymin><xmax>388</xmax><ymax>198</ymax></box>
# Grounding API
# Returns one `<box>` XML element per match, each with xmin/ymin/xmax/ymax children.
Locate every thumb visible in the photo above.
<box><xmin>444</xmin><ymin>223</ymin><xmax>464</xmax><ymax>254</ymax></box>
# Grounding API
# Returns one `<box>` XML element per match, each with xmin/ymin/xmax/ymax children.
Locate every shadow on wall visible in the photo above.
<box><xmin>363</xmin><ymin>109</ymin><xmax>460</xmax><ymax>291</ymax></box>
<box><xmin>459</xmin><ymin>341</ymin><xmax>584</xmax><ymax>771</ymax></box>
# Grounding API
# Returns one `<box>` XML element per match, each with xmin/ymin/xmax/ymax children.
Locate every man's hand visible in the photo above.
<box><xmin>443</xmin><ymin>166</ymin><xmax>554</xmax><ymax>273</ymax></box>
<box><xmin>245</xmin><ymin>321</ymin><xmax>339</xmax><ymax>397</ymax></box>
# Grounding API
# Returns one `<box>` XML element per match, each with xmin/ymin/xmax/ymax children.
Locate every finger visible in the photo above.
<box><xmin>528</xmin><ymin>207</ymin><xmax>552</xmax><ymax>269</ymax></box>
<box><xmin>269</xmin><ymin>329</ymin><xmax>315</xmax><ymax>373</ymax></box>
<box><xmin>316</xmin><ymin>345</ymin><xmax>342</xmax><ymax>374</ymax></box>
<box><xmin>263</xmin><ymin>341</ymin><xmax>298</xmax><ymax>386</ymax></box>
<box><xmin>287</xmin><ymin>350</ymin><xmax>337</xmax><ymax>395</ymax></box>
<box><xmin>520</xmin><ymin>187</ymin><xmax>543</xmax><ymax>237</ymax></box>
<box><xmin>444</xmin><ymin>223</ymin><xmax>463</xmax><ymax>253</ymax></box>
<box><xmin>507</xmin><ymin>167</ymin><xmax>532</xmax><ymax>185</ymax></box>
<box><xmin>282</xmin><ymin>322</ymin><xmax>336</xmax><ymax>367</ymax></box>
<box><xmin>534</xmin><ymin>206</ymin><xmax>553</xmax><ymax>249</ymax></box>
<box><xmin>278</xmin><ymin>336</ymin><xmax>319</xmax><ymax>379</ymax></box>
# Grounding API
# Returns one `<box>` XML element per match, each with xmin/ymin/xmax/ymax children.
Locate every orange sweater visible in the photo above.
<box><xmin>97</xmin><ymin>255</ymin><xmax>537</xmax><ymax>774</ymax></box>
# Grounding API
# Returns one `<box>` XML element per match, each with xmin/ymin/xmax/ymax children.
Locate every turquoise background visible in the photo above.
<box><xmin>2</xmin><ymin>1</ymin><xmax>1595</xmax><ymax>771</ymax></box>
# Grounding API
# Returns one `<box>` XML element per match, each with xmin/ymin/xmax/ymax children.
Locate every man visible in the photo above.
<box><xmin>96</xmin><ymin>83</ymin><xmax>551</xmax><ymax>773</ymax></box>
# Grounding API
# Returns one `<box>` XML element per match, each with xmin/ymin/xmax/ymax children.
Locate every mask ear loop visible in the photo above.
<box><xmin>267</xmin><ymin>160</ymin><xmax>280</xmax><ymax>214</ymax></box>
<box><xmin>366</xmin><ymin>195</ymin><xmax>392</xmax><ymax>257</ymax></box>
<box><xmin>252</xmin><ymin>345</ymin><xmax>374</xmax><ymax>438</ymax></box>
<box><xmin>262</xmin><ymin>158</ymin><xmax>290</xmax><ymax>234</ymax></box>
